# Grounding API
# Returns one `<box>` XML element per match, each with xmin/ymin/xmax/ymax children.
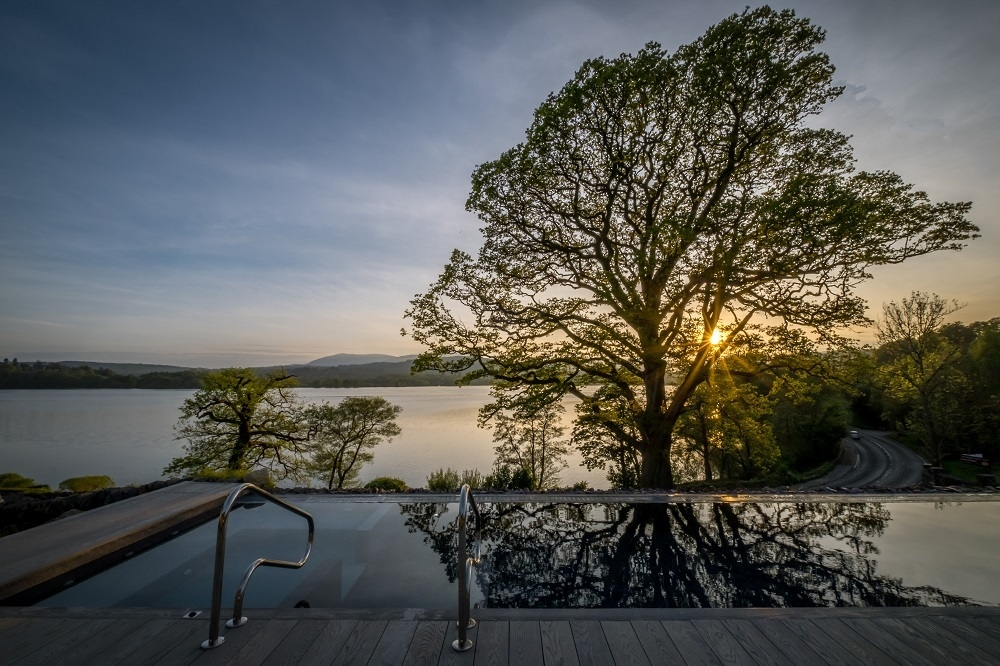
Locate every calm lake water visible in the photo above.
<box><xmin>0</xmin><ymin>387</ymin><xmax>609</xmax><ymax>489</ymax></box>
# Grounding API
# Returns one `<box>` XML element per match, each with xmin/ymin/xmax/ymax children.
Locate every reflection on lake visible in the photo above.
<box><xmin>402</xmin><ymin>501</ymin><xmax>998</xmax><ymax>608</ymax></box>
<box><xmin>0</xmin><ymin>387</ymin><xmax>603</xmax><ymax>488</ymax></box>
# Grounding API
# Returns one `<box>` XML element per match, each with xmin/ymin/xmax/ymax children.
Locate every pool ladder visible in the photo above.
<box><xmin>453</xmin><ymin>483</ymin><xmax>483</xmax><ymax>652</ymax></box>
<box><xmin>201</xmin><ymin>483</ymin><xmax>315</xmax><ymax>649</ymax></box>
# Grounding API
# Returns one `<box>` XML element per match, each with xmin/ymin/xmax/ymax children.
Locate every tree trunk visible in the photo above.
<box><xmin>638</xmin><ymin>357</ymin><xmax>677</xmax><ymax>489</ymax></box>
<box><xmin>640</xmin><ymin>432</ymin><xmax>674</xmax><ymax>488</ymax></box>
<box><xmin>229</xmin><ymin>421</ymin><xmax>251</xmax><ymax>470</ymax></box>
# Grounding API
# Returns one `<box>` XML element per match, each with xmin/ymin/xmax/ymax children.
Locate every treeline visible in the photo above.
<box><xmin>0</xmin><ymin>359</ymin><xmax>203</xmax><ymax>389</ymax></box>
<box><xmin>283</xmin><ymin>361</ymin><xmax>489</xmax><ymax>387</ymax></box>
<box><xmin>0</xmin><ymin>357</ymin><xmax>480</xmax><ymax>389</ymax></box>
<box><xmin>854</xmin><ymin>309</ymin><xmax>1000</xmax><ymax>464</ymax></box>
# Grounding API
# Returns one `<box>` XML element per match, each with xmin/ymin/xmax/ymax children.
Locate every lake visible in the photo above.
<box><xmin>0</xmin><ymin>387</ymin><xmax>609</xmax><ymax>489</ymax></box>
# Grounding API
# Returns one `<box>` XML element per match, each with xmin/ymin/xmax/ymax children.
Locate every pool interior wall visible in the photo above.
<box><xmin>35</xmin><ymin>497</ymin><xmax>1000</xmax><ymax>610</ymax></box>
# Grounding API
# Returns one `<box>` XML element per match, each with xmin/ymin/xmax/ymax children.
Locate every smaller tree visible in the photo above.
<box><xmin>485</xmin><ymin>400</ymin><xmax>570</xmax><ymax>490</ymax></box>
<box><xmin>165</xmin><ymin>368</ymin><xmax>309</xmax><ymax>481</ymax></box>
<box><xmin>875</xmin><ymin>292</ymin><xmax>964</xmax><ymax>464</ymax></box>
<box><xmin>306</xmin><ymin>397</ymin><xmax>402</xmax><ymax>490</ymax></box>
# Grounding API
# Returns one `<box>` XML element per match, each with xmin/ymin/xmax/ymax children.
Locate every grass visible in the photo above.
<box><xmin>941</xmin><ymin>459</ymin><xmax>994</xmax><ymax>484</ymax></box>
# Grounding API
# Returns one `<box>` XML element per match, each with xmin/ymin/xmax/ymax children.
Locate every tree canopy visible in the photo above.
<box><xmin>406</xmin><ymin>6</ymin><xmax>978</xmax><ymax>488</ymax></box>
<box><xmin>165</xmin><ymin>368</ymin><xmax>310</xmax><ymax>481</ymax></box>
<box><xmin>305</xmin><ymin>396</ymin><xmax>402</xmax><ymax>490</ymax></box>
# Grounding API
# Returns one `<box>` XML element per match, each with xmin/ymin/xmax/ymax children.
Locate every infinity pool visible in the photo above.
<box><xmin>36</xmin><ymin>497</ymin><xmax>1000</xmax><ymax>609</ymax></box>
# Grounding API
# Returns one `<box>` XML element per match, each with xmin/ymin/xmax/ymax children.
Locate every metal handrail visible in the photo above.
<box><xmin>452</xmin><ymin>484</ymin><xmax>482</xmax><ymax>652</ymax></box>
<box><xmin>201</xmin><ymin>483</ymin><xmax>314</xmax><ymax>649</ymax></box>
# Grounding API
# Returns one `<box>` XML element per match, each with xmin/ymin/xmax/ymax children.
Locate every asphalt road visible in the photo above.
<box><xmin>798</xmin><ymin>429</ymin><xmax>926</xmax><ymax>489</ymax></box>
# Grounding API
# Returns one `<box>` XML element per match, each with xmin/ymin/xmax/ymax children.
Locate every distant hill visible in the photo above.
<box><xmin>306</xmin><ymin>353</ymin><xmax>419</xmax><ymax>367</ymax></box>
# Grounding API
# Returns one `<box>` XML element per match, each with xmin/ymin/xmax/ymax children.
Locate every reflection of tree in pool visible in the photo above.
<box><xmin>400</xmin><ymin>502</ymin><xmax>972</xmax><ymax>608</ymax></box>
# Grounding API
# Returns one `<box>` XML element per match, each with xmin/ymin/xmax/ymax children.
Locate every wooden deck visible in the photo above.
<box><xmin>1</xmin><ymin>606</ymin><xmax>998</xmax><ymax>665</ymax></box>
<box><xmin>0</xmin><ymin>482</ymin><xmax>236</xmax><ymax>604</ymax></box>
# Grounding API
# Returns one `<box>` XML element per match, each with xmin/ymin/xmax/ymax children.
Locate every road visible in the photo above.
<box><xmin>797</xmin><ymin>429</ymin><xmax>926</xmax><ymax>489</ymax></box>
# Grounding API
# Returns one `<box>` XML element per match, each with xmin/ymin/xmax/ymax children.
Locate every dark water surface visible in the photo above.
<box><xmin>38</xmin><ymin>499</ymin><xmax>999</xmax><ymax>609</ymax></box>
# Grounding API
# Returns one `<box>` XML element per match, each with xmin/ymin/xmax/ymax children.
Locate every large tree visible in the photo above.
<box><xmin>165</xmin><ymin>368</ymin><xmax>309</xmax><ymax>481</ymax></box>
<box><xmin>406</xmin><ymin>7</ymin><xmax>978</xmax><ymax>488</ymax></box>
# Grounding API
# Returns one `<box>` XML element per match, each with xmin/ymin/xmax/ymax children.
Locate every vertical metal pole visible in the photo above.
<box><xmin>455</xmin><ymin>511</ymin><xmax>470</xmax><ymax>650</ymax></box>
<box><xmin>201</xmin><ymin>508</ymin><xmax>230</xmax><ymax>649</ymax></box>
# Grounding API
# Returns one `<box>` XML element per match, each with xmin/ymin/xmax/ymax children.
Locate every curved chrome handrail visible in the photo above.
<box><xmin>453</xmin><ymin>483</ymin><xmax>482</xmax><ymax>652</ymax></box>
<box><xmin>202</xmin><ymin>483</ymin><xmax>314</xmax><ymax>649</ymax></box>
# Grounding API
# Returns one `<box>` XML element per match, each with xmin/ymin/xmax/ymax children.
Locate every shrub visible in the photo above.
<box><xmin>426</xmin><ymin>468</ymin><xmax>484</xmax><ymax>491</ymax></box>
<box><xmin>59</xmin><ymin>475</ymin><xmax>115</xmax><ymax>493</ymax></box>
<box><xmin>0</xmin><ymin>472</ymin><xmax>51</xmax><ymax>493</ymax></box>
<box><xmin>485</xmin><ymin>464</ymin><xmax>534</xmax><ymax>490</ymax></box>
<box><xmin>571</xmin><ymin>480</ymin><xmax>589</xmax><ymax>491</ymax></box>
<box><xmin>427</xmin><ymin>467</ymin><xmax>460</xmax><ymax>491</ymax></box>
<box><xmin>460</xmin><ymin>468</ymin><xmax>484</xmax><ymax>489</ymax></box>
<box><xmin>364</xmin><ymin>476</ymin><xmax>409</xmax><ymax>492</ymax></box>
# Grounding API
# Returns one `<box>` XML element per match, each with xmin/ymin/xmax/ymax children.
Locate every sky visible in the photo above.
<box><xmin>1</xmin><ymin>0</ymin><xmax>998</xmax><ymax>367</ymax></box>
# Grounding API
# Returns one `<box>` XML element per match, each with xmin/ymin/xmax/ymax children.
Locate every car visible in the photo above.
<box><xmin>849</xmin><ymin>430</ymin><xmax>861</xmax><ymax>439</ymax></box>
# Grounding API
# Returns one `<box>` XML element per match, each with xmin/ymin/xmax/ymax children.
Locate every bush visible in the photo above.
<box><xmin>0</xmin><ymin>472</ymin><xmax>51</xmax><ymax>493</ymax></box>
<box><xmin>571</xmin><ymin>480</ymin><xmax>589</xmax><ymax>491</ymax></box>
<box><xmin>460</xmin><ymin>468</ymin><xmax>484</xmax><ymax>489</ymax></box>
<box><xmin>364</xmin><ymin>476</ymin><xmax>409</xmax><ymax>492</ymax></box>
<box><xmin>426</xmin><ymin>468</ymin><xmax>484</xmax><ymax>491</ymax></box>
<box><xmin>59</xmin><ymin>475</ymin><xmax>115</xmax><ymax>493</ymax></box>
<box><xmin>485</xmin><ymin>464</ymin><xmax>534</xmax><ymax>490</ymax></box>
<box><xmin>427</xmin><ymin>467</ymin><xmax>460</xmax><ymax>491</ymax></box>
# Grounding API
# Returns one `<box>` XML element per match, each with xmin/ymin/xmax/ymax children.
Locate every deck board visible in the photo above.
<box><xmin>629</xmin><ymin>619</ymin><xmax>684</xmax><ymax>665</ymax></box>
<box><xmin>599</xmin><ymin>620</ymin><xmax>650</xmax><ymax>666</ymax></box>
<box><xmin>473</xmin><ymin>620</ymin><xmax>508</xmax><ymax>666</ymax></box>
<box><xmin>328</xmin><ymin>618</ymin><xmax>386</xmax><ymax>666</ymax></box>
<box><xmin>368</xmin><ymin>619</ymin><xmax>419</xmax><ymax>666</ymax></box>
<box><xmin>808</xmin><ymin>617</ymin><xmax>898</xmax><ymax>666</ymax></box>
<box><xmin>6</xmin><ymin>617</ymin><xmax>94</xmax><ymax>663</ymax></box>
<box><xmin>904</xmin><ymin>616</ymin><xmax>1000</xmax><ymax>665</ymax></box>
<box><xmin>259</xmin><ymin>619</ymin><xmax>328</xmax><ymax>666</ymax></box>
<box><xmin>691</xmin><ymin>619</ymin><xmax>755</xmax><ymax>666</ymax></box>
<box><xmin>752</xmin><ymin>618</ymin><xmax>828</xmax><ymax>665</ymax></box>
<box><xmin>508</xmin><ymin>620</ymin><xmax>544</xmax><ymax>666</ymax></box>
<box><xmin>718</xmin><ymin>619</ymin><xmax>793</xmax><ymax>666</ymax></box>
<box><xmin>870</xmin><ymin>618</ymin><xmax>967</xmax><ymax>666</ymax></box>
<box><xmin>402</xmin><ymin>620</ymin><xmax>446</xmax><ymax>666</ymax></box>
<box><xmin>660</xmin><ymin>620</ymin><xmax>723</xmax><ymax>666</ymax></box>
<box><xmin>570</xmin><ymin>620</ymin><xmax>613</xmax><ymax>666</ymax></box>
<box><xmin>1</xmin><ymin>607</ymin><xmax>999</xmax><ymax>665</ymax></box>
<box><xmin>294</xmin><ymin>618</ymin><xmax>358</xmax><ymax>665</ymax></box>
<box><xmin>539</xmin><ymin>620</ymin><xmax>579</xmax><ymax>666</ymax></box>
<box><xmin>840</xmin><ymin>617</ymin><xmax>936</xmax><ymax>666</ymax></box>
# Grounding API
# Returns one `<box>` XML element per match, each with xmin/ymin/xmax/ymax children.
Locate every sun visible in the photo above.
<box><xmin>709</xmin><ymin>328</ymin><xmax>723</xmax><ymax>346</ymax></box>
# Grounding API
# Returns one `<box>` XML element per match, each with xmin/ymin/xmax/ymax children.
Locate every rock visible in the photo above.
<box><xmin>243</xmin><ymin>469</ymin><xmax>270</xmax><ymax>486</ymax></box>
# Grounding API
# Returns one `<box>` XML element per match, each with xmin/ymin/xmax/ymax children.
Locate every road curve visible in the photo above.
<box><xmin>797</xmin><ymin>429</ymin><xmax>926</xmax><ymax>489</ymax></box>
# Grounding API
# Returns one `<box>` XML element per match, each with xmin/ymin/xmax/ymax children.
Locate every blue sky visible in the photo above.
<box><xmin>2</xmin><ymin>0</ymin><xmax>997</xmax><ymax>366</ymax></box>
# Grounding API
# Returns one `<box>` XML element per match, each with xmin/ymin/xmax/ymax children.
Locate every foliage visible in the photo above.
<box><xmin>58</xmin><ymin>475</ymin><xmax>115</xmax><ymax>492</ymax></box>
<box><xmin>874</xmin><ymin>292</ymin><xmax>965</xmax><ymax>464</ymax></box>
<box><xmin>0</xmin><ymin>360</ymin><xmax>202</xmax><ymax>389</ymax></box>
<box><xmin>164</xmin><ymin>368</ymin><xmax>310</xmax><ymax>481</ymax></box>
<box><xmin>305</xmin><ymin>396</ymin><xmax>402</xmax><ymax>490</ymax></box>
<box><xmin>426</xmin><ymin>467</ymin><xmax>484</xmax><ymax>491</ymax></box>
<box><xmin>483</xmin><ymin>397</ymin><xmax>570</xmax><ymax>490</ymax></box>
<box><xmin>406</xmin><ymin>7</ymin><xmax>977</xmax><ymax>488</ymax></box>
<box><xmin>0</xmin><ymin>472</ymin><xmax>51</xmax><ymax>493</ymax></box>
<box><xmin>364</xmin><ymin>476</ymin><xmax>409</xmax><ymax>491</ymax></box>
<box><xmin>484</xmin><ymin>464</ymin><xmax>535</xmax><ymax>490</ymax></box>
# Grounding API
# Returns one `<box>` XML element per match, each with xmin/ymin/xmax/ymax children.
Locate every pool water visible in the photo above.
<box><xmin>36</xmin><ymin>498</ymin><xmax>1000</xmax><ymax>609</ymax></box>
